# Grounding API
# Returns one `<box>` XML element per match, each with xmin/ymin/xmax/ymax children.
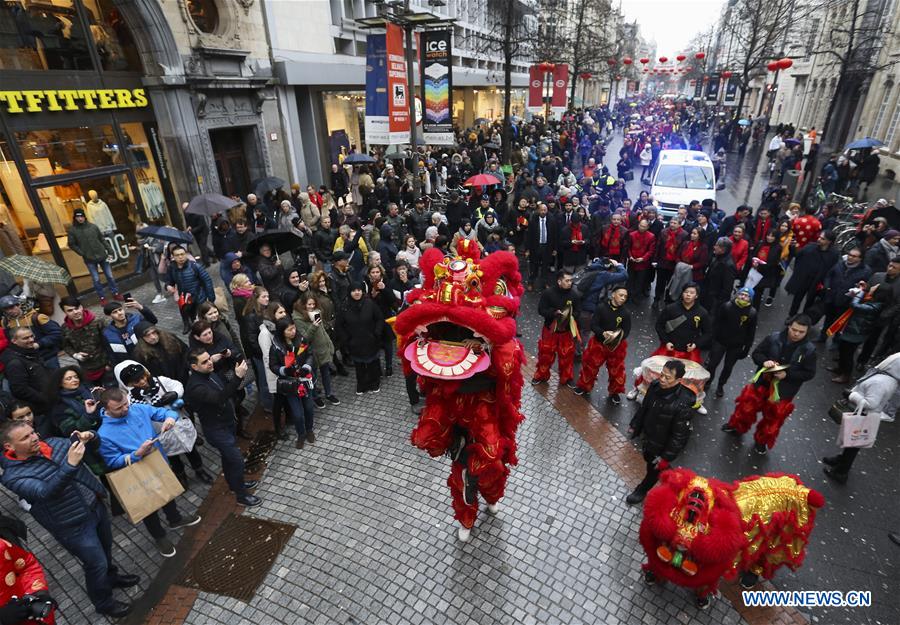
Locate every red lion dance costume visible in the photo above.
<box><xmin>394</xmin><ymin>242</ymin><xmax>525</xmax><ymax>541</ymax></box>
<box><xmin>639</xmin><ymin>467</ymin><xmax>824</xmax><ymax>607</ymax></box>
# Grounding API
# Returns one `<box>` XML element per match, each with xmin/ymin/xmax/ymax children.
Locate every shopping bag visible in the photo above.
<box><xmin>744</xmin><ymin>267</ymin><xmax>764</xmax><ymax>291</ymax></box>
<box><xmin>157</xmin><ymin>418</ymin><xmax>198</xmax><ymax>456</ymax></box>
<box><xmin>837</xmin><ymin>406</ymin><xmax>881</xmax><ymax>449</ymax></box>
<box><xmin>105</xmin><ymin>449</ymin><xmax>185</xmax><ymax>524</ymax></box>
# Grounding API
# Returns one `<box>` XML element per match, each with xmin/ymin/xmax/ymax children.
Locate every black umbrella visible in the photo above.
<box><xmin>383</xmin><ymin>150</ymin><xmax>408</xmax><ymax>160</ymax></box>
<box><xmin>483</xmin><ymin>142</ymin><xmax>500</xmax><ymax>150</ymax></box>
<box><xmin>186</xmin><ymin>193</ymin><xmax>241</xmax><ymax>216</ymax></box>
<box><xmin>252</xmin><ymin>176</ymin><xmax>286</xmax><ymax>196</ymax></box>
<box><xmin>246</xmin><ymin>230</ymin><xmax>305</xmax><ymax>256</ymax></box>
<box><xmin>342</xmin><ymin>153</ymin><xmax>376</xmax><ymax>165</ymax></box>
<box><xmin>137</xmin><ymin>225</ymin><xmax>194</xmax><ymax>245</ymax></box>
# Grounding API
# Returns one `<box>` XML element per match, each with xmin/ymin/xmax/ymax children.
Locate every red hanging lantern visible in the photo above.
<box><xmin>607</xmin><ymin>58</ymin><xmax>617</xmax><ymax>66</ymax></box>
<box><xmin>579</xmin><ymin>72</ymin><xmax>592</xmax><ymax>80</ymax></box>
<box><xmin>623</xmin><ymin>57</ymin><xmax>633</xmax><ymax>65</ymax></box>
<box><xmin>695</xmin><ymin>52</ymin><xmax>705</xmax><ymax>60</ymax></box>
<box><xmin>659</xmin><ymin>56</ymin><xmax>668</xmax><ymax>63</ymax></box>
<box><xmin>538</xmin><ymin>61</ymin><xmax>555</xmax><ymax>72</ymax></box>
<box><xmin>766</xmin><ymin>61</ymin><xmax>779</xmax><ymax>72</ymax></box>
<box><xmin>721</xmin><ymin>70</ymin><xmax>733</xmax><ymax>78</ymax></box>
<box><xmin>702</xmin><ymin>76</ymin><xmax>710</xmax><ymax>82</ymax></box>
<box><xmin>778</xmin><ymin>58</ymin><xmax>793</xmax><ymax>70</ymax></box>
<box><xmin>639</xmin><ymin>57</ymin><xmax>650</xmax><ymax>64</ymax></box>
<box><xmin>676</xmin><ymin>54</ymin><xmax>686</xmax><ymax>62</ymax></box>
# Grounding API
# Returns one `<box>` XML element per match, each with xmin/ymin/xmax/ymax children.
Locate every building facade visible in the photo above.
<box><xmin>0</xmin><ymin>0</ymin><xmax>281</xmax><ymax>293</ymax></box>
<box><xmin>266</xmin><ymin>0</ymin><xmax>532</xmax><ymax>188</ymax></box>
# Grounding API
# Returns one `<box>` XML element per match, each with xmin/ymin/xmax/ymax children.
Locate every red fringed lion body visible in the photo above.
<box><xmin>640</xmin><ymin>467</ymin><xmax>825</xmax><ymax>599</ymax></box>
<box><xmin>394</xmin><ymin>242</ymin><xmax>525</xmax><ymax>532</ymax></box>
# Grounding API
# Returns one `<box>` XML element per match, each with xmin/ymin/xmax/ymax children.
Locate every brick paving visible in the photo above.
<box><xmin>3</xmin><ymin>276</ymin><xmax>809</xmax><ymax>625</ymax></box>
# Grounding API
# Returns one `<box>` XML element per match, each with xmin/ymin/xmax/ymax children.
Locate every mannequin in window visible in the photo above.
<box><xmin>85</xmin><ymin>190</ymin><xmax>116</xmax><ymax>234</ymax></box>
<box><xmin>0</xmin><ymin>203</ymin><xmax>26</xmax><ymax>256</ymax></box>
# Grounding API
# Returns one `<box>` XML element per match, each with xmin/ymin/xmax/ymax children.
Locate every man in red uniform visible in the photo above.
<box><xmin>574</xmin><ymin>284</ymin><xmax>631</xmax><ymax>404</ymax></box>
<box><xmin>627</xmin><ymin>219</ymin><xmax>657</xmax><ymax>304</ymax></box>
<box><xmin>532</xmin><ymin>271</ymin><xmax>580</xmax><ymax>387</ymax></box>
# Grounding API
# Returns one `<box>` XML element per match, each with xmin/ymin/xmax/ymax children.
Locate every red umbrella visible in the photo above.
<box><xmin>464</xmin><ymin>174</ymin><xmax>502</xmax><ymax>187</ymax></box>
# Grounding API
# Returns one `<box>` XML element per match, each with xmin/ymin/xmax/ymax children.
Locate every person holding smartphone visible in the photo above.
<box><xmin>293</xmin><ymin>294</ymin><xmax>339</xmax><ymax>407</ymax></box>
<box><xmin>101</xmin><ymin>299</ymin><xmax>158</xmax><ymax>365</ymax></box>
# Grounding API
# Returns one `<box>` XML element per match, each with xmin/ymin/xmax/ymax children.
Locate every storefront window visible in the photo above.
<box><xmin>0</xmin><ymin>0</ymin><xmax>93</xmax><ymax>71</ymax></box>
<box><xmin>322</xmin><ymin>91</ymin><xmax>365</xmax><ymax>165</ymax></box>
<box><xmin>187</xmin><ymin>0</ymin><xmax>220</xmax><ymax>34</ymax></box>
<box><xmin>81</xmin><ymin>0</ymin><xmax>143</xmax><ymax>72</ymax></box>
<box><xmin>36</xmin><ymin>172</ymin><xmax>138</xmax><ymax>291</ymax></box>
<box><xmin>0</xmin><ymin>134</ymin><xmax>38</xmax><ymax>257</ymax></box>
<box><xmin>120</xmin><ymin>122</ymin><xmax>170</xmax><ymax>224</ymax></box>
<box><xmin>15</xmin><ymin>126</ymin><xmax>121</xmax><ymax>174</ymax></box>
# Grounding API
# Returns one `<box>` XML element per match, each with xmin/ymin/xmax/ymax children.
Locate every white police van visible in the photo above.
<box><xmin>649</xmin><ymin>150</ymin><xmax>722</xmax><ymax>220</ymax></box>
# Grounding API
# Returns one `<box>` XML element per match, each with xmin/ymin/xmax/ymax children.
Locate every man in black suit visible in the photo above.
<box><xmin>525</xmin><ymin>202</ymin><xmax>558</xmax><ymax>291</ymax></box>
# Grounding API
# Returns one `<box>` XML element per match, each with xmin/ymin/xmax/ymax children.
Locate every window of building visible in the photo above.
<box><xmin>187</xmin><ymin>0</ymin><xmax>221</xmax><ymax>34</ymax></box>
<box><xmin>884</xmin><ymin>104</ymin><xmax>900</xmax><ymax>151</ymax></box>
<box><xmin>15</xmin><ymin>126</ymin><xmax>121</xmax><ymax>175</ymax></box>
<box><xmin>81</xmin><ymin>0</ymin><xmax>143</xmax><ymax>72</ymax></box>
<box><xmin>0</xmin><ymin>0</ymin><xmax>93</xmax><ymax>71</ymax></box>
<box><xmin>871</xmin><ymin>83</ymin><xmax>894</xmax><ymax>139</ymax></box>
<box><xmin>0</xmin><ymin>134</ymin><xmax>39</xmax><ymax>257</ymax></box>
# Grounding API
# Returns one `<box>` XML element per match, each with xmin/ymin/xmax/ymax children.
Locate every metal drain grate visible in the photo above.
<box><xmin>243</xmin><ymin>430</ymin><xmax>278</xmax><ymax>473</ymax></box>
<box><xmin>177</xmin><ymin>514</ymin><xmax>296</xmax><ymax>601</ymax></box>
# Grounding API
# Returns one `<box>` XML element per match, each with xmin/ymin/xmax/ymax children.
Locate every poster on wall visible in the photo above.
<box><xmin>705</xmin><ymin>76</ymin><xmax>720</xmax><ymax>103</ymax></box>
<box><xmin>365</xmin><ymin>33</ymin><xmax>390</xmax><ymax>144</ymax></box>
<box><xmin>420</xmin><ymin>29</ymin><xmax>453</xmax><ymax>145</ymax></box>
<box><xmin>723</xmin><ymin>79</ymin><xmax>738</xmax><ymax>105</ymax></box>
<box><xmin>528</xmin><ymin>65</ymin><xmax>543</xmax><ymax>112</ymax></box>
<box><xmin>551</xmin><ymin>64</ymin><xmax>568</xmax><ymax>116</ymax></box>
<box><xmin>385</xmin><ymin>23</ymin><xmax>410</xmax><ymax>144</ymax></box>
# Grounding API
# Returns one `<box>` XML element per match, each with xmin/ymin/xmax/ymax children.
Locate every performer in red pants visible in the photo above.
<box><xmin>574</xmin><ymin>284</ymin><xmax>631</xmax><ymax>403</ymax></box>
<box><xmin>532</xmin><ymin>271</ymin><xmax>581</xmax><ymax>386</ymax></box>
<box><xmin>723</xmin><ymin>315</ymin><xmax>817</xmax><ymax>454</ymax></box>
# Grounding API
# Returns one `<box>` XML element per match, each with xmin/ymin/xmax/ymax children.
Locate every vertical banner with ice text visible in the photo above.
<box><xmin>364</xmin><ymin>34</ymin><xmax>389</xmax><ymax>144</ymax></box>
<box><xmin>385</xmin><ymin>22</ymin><xmax>410</xmax><ymax>144</ymax></box>
<box><xmin>723</xmin><ymin>79</ymin><xmax>738</xmax><ymax>105</ymax></box>
<box><xmin>705</xmin><ymin>76</ymin><xmax>720</xmax><ymax>103</ymax></box>
<box><xmin>693</xmin><ymin>78</ymin><xmax>703</xmax><ymax>100</ymax></box>
<box><xmin>420</xmin><ymin>29</ymin><xmax>453</xmax><ymax>145</ymax></box>
<box><xmin>551</xmin><ymin>64</ymin><xmax>569</xmax><ymax>116</ymax></box>
<box><xmin>528</xmin><ymin>65</ymin><xmax>543</xmax><ymax>112</ymax></box>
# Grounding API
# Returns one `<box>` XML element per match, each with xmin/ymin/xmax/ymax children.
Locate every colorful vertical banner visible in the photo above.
<box><xmin>385</xmin><ymin>22</ymin><xmax>410</xmax><ymax>144</ymax></box>
<box><xmin>723</xmin><ymin>79</ymin><xmax>738</xmax><ymax>105</ymax></box>
<box><xmin>551</xmin><ymin>64</ymin><xmax>568</xmax><ymax>116</ymax></box>
<box><xmin>705</xmin><ymin>76</ymin><xmax>720</xmax><ymax>103</ymax></box>
<box><xmin>420</xmin><ymin>29</ymin><xmax>453</xmax><ymax>145</ymax></box>
<box><xmin>528</xmin><ymin>65</ymin><xmax>543</xmax><ymax>112</ymax></box>
<box><xmin>364</xmin><ymin>33</ymin><xmax>389</xmax><ymax>144</ymax></box>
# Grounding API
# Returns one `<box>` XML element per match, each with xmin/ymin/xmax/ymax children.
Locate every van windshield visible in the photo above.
<box><xmin>655</xmin><ymin>164</ymin><xmax>713</xmax><ymax>190</ymax></box>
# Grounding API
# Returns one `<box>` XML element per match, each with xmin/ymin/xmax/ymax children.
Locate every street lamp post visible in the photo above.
<box><xmin>538</xmin><ymin>62</ymin><xmax>555</xmax><ymax>121</ymax></box>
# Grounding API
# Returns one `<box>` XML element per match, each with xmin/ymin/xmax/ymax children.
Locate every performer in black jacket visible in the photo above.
<box><xmin>626</xmin><ymin>359</ymin><xmax>696</xmax><ymax>505</ymax></box>
<box><xmin>184</xmin><ymin>349</ymin><xmax>262</xmax><ymax>507</ymax></box>
<box><xmin>700</xmin><ymin>237</ymin><xmax>737</xmax><ymax>319</ymax></box>
<box><xmin>653</xmin><ymin>283</ymin><xmax>712</xmax><ymax>361</ymax></box>
<box><xmin>704</xmin><ymin>287</ymin><xmax>758</xmax><ymax>398</ymax></box>
<box><xmin>722</xmin><ymin>315</ymin><xmax>817</xmax><ymax>454</ymax></box>
<box><xmin>532</xmin><ymin>272</ymin><xmax>580</xmax><ymax>387</ymax></box>
<box><xmin>574</xmin><ymin>284</ymin><xmax>631</xmax><ymax>404</ymax></box>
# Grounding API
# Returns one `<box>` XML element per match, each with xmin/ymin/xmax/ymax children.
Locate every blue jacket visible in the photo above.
<box><xmin>98</xmin><ymin>403</ymin><xmax>177</xmax><ymax>469</ymax></box>
<box><xmin>101</xmin><ymin>310</ymin><xmax>158</xmax><ymax>364</ymax></box>
<box><xmin>580</xmin><ymin>263</ymin><xmax>628</xmax><ymax>313</ymax></box>
<box><xmin>166</xmin><ymin>260</ymin><xmax>215</xmax><ymax>304</ymax></box>
<box><xmin>0</xmin><ymin>437</ymin><xmax>107</xmax><ymax>535</ymax></box>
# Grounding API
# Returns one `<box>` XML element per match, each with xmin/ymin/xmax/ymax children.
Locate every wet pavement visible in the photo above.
<box><xmin>515</xmin><ymin>129</ymin><xmax>899</xmax><ymax>625</ymax></box>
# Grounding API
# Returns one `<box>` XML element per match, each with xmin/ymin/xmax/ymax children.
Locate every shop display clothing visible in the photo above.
<box><xmin>86</xmin><ymin>197</ymin><xmax>116</xmax><ymax>233</ymax></box>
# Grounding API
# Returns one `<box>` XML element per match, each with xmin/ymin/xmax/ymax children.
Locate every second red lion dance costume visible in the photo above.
<box><xmin>395</xmin><ymin>242</ymin><xmax>525</xmax><ymax>542</ymax></box>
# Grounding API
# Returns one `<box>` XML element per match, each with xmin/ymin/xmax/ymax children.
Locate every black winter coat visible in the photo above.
<box><xmin>712</xmin><ymin>301</ymin><xmax>758</xmax><ymax>350</ymax></box>
<box><xmin>785</xmin><ymin>244</ymin><xmax>839</xmax><ymax>294</ymax></box>
<box><xmin>655</xmin><ymin>302</ymin><xmax>712</xmax><ymax>351</ymax></box>
<box><xmin>336</xmin><ymin>297</ymin><xmax>384</xmax><ymax>361</ymax></box>
<box><xmin>750</xmin><ymin>330</ymin><xmax>816</xmax><ymax>399</ymax></box>
<box><xmin>823</xmin><ymin>261</ymin><xmax>871</xmax><ymax>307</ymax></box>
<box><xmin>0</xmin><ymin>345</ymin><xmax>51</xmax><ymax>413</ymax></box>
<box><xmin>701</xmin><ymin>255</ymin><xmax>737</xmax><ymax>312</ymax></box>
<box><xmin>629</xmin><ymin>380</ymin><xmax>695</xmax><ymax>461</ymax></box>
<box><xmin>537</xmin><ymin>285</ymin><xmax>581</xmax><ymax>328</ymax></box>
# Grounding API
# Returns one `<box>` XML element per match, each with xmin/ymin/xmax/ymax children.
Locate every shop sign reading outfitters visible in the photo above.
<box><xmin>0</xmin><ymin>88</ymin><xmax>149</xmax><ymax>114</ymax></box>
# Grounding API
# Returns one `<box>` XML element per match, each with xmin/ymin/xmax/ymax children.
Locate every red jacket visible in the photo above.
<box><xmin>730</xmin><ymin>237</ymin><xmax>749</xmax><ymax>271</ymax></box>
<box><xmin>0</xmin><ymin>537</ymin><xmax>54</xmax><ymax>624</ymax></box>
<box><xmin>628</xmin><ymin>230</ymin><xmax>656</xmax><ymax>270</ymax></box>
<box><xmin>655</xmin><ymin>227</ymin><xmax>688</xmax><ymax>269</ymax></box>
<box><xmin>599</xmin><ymin>224</ymin><xmax>628</xmax><ymax>261</ymax></box>
<box><xmin>792</xmin><ymin>215</ymin><xmax>822</xmax><ymax>249</ymax></box>
<box><xmin>678</xmin><ymin>239</ymin><xmax>710</xmax><ymax>281</ymax></box>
